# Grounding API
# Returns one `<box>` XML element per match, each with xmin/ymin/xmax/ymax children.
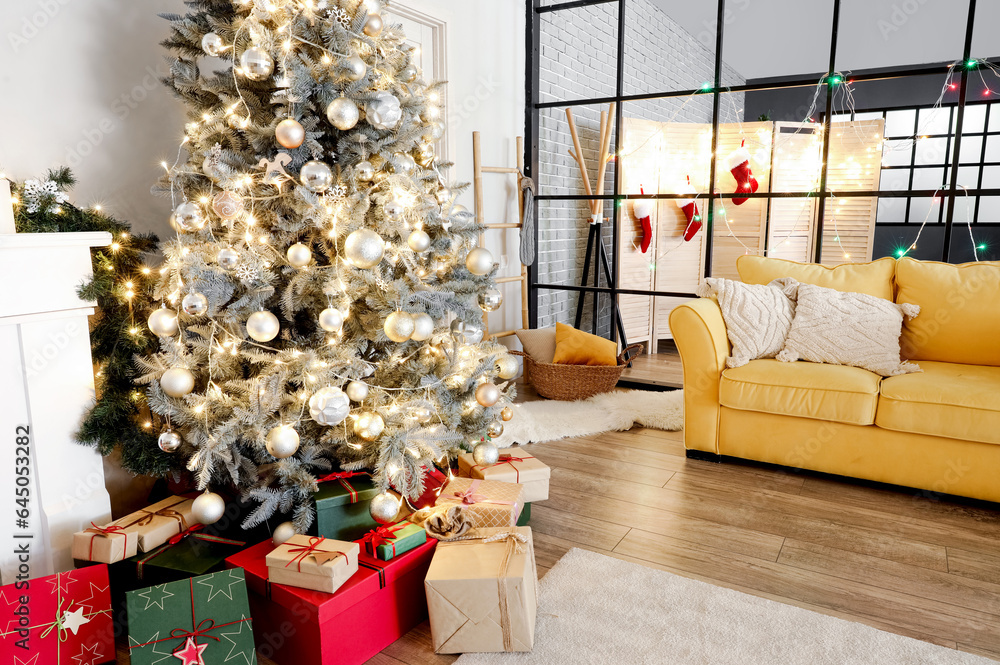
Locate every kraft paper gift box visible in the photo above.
<box><xmin>125</xmin><ymin>569</ymin><xmax>256</xmax><ymax>665</ymax></box>
<box><xmin>424</xmin><ymin>527</ymin><xmax>538</xmax><ymax>653</ymax></box>
<box><xmin>226</xmin><ymin>537</ymin><xmax>437</xmax><ymax>665</ymax></box>
<box><xmin>434</xmin><ymin>477</ymin><xmax>525</xmax><ymax>529</ymax></box>
<box><xmin>356</xmin><ymin>521</ymin><xmax>428</xmax><ymax>560</ymax></box>
<box><xmin>0</xmin><ymin>565</ymin><xmax>115</xmax><ymax>664</ymax></box>
<box><xmin>457</xmin><ymin>447</ymin><xmax>550</xmax><ymax>502</ymax></box>
<box><xmin>71</xmin><ymin>516</ymin><xmax>141</xmax><ymax>564</ymax></box>
<box><xmin>126</xmin><ymin>495</ymin><xmax>197</xmax><ymax>552</ymax></box>
<box><xmin>266</xmin><ymin>535</ymin><xmax>359</xmax><ymax>593</ymax></box>
<box><xmin>313</xmin><ymin>471</ymin><xmax>380</xmax><ymax>541</ymax></box>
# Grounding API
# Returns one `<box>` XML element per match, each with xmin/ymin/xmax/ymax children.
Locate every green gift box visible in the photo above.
<box><xmin>126</xmin><ymin>569</ymin><xmax>257</xmax><ymax>665</ymax></box>
<box><xmin>517</xmin><ymin>502</ymin><xmax>532</xmax><ymax>527</ymax></box>
<box><xmin>357</xmin><ymin>521</ymin><xmax>428</xmax><ymax>560</ymax></box>
<box><xmin>314</xmin><ymin>471</ymin><xmax>380</xmax><ymax>541</ymax></box>
<box><xmin>126</xmin><ymin>525</ymin><xmax>247</xmax><ymax>586</ymax></box>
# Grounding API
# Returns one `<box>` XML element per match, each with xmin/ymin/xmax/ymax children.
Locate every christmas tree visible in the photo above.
<box><xmin>142</xmin><ymin>0</ymin><xmax>518</xmax><ymax>531</ymax></box>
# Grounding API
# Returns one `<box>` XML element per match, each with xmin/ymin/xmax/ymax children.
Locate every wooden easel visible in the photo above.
<box><xmin>473</xmin><ymin>132</ymin><xmax>529</xmax><ymax>341</ymax></box>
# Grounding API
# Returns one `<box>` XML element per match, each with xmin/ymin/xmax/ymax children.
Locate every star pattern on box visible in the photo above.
<box><xmin>1</xmin><ymin>587</ymin><xmax>24</xmax><ymax>635</ymax></box>
<box><xmin>129</xmin><ymin>631</ymin><xmax>176</xmax><ymax>665</ymax></box>
<box><xmin>47</xmin><ymin>570</ymin><xmax>75</xmax><ymax>596</ymax></box>
<box><xmin>137</xmin><ymin>584</ymin><xmax>175</xmax><ymax>611</ymax></box>
<box><xmin>173</xmin><ymin>636</ymin><xmax>208</xmax><ymax>665</ymax></box>
<box><xmin>71</xmin><ymin>643</ymin><xmax>104</xmax><ymax>665</ymax></box>
<box><xmin>73</xmin><ymin>581</ymin><xmax>109</xmax><ymax>615</ymax></box>
<box><xmin>14</xmin><ymin>654</ymin><xmax>39</xmax><ymax>665</ymax></box>
<box><xmin>195</xmin><ymin>570</ymin><xmax>243</xmax><ymax>603</ymax></box>
<box><xmin>62</xmin><ymin>606</ymin><xmax>91</xmax><ymax>635</ymax></box>
<box><xmin>220</xmin><ymin>615</ymin><xmax>255</xmax><ymax>664</ymax></box>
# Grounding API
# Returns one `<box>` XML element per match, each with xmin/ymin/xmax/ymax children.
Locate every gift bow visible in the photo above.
<box><xmin>136</xmin><ymin>524</ymin><xmax>245</xmax><ymax>578</ymax></box>
<box><xmin>316</xmin><ymin>470</ymin><xmax>370</xmax><ymax>503</ymax></box>
<box><xmin>455</xmin><ymin>487</ymin><xmax>487</xmax><ymax>505</ymax></box>
<box><xmin>359</xmin><ymin>522</ymin><xmax>406</xmax><ymax>556</ymax></box>
<box><xmin>169</xmin><ymin>618</ymin><xmax>221</xmax><ymax>646</ymax></box>
<box><xmin>474</xmin><ymin>454</ymin><xmax>535</xmax><ymax>483</ymax></box>
<box><xmin>136</xmin><ymin>497</ymin><xmax>190</xmax><ymax>531</ymax></box>
<box><xmin>283</xmin><ymin>536</ymin><xmax>346</xmax><ymax>571</ymax></box>
<box><xmin>482</xmin><ymin>529</ymin><xmax>529</xmax><ymax>553</ymax></box>
<box><xmin>444</xmin><ymin>480</ymin><xmax>516</xmax><ymax>510</ymax></box>
<box><xmin>83</xmin><ymin>521</ymin><xmax>127</xmax><ymax>561</ymax></box>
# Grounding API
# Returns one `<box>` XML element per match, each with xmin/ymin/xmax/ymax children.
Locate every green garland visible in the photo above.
<box><xmin>12</xmin><ymin>167</ymin><xmax>176</xmax><ymax>475</ymax></box>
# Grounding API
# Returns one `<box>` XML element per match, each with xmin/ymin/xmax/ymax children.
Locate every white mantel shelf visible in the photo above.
<box><xmin>0</xmin><ymin>230</ymin><xmax>112</xmax><ymax>250</ymax></box>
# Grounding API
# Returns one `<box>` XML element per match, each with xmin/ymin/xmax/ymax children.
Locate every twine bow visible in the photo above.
<box><xmin>136</xmin><ymin>497</ymin><xmax>190</xmax><ymax>531</ymax></box>
<box><xmin>475</xmin><ymin>454</ymin><xmax>534</xmax><ymax>483</ymax></box>
<box><xmin>83</xmin><ymin>522</ymin><xmax>126</xmax><ymax>561</ymax></box>
<box><xmin>283</xmin><ymin>537</ymin><xmax>345</xmax><ymax>571</ymax></box>
<box><xmin>359</xmin><ymin>523</ymin><xmax>405</xmax><ymax>557</ymax></box>
<box><xmin>38</xmin><ymin>598</ymin><xmax>73</xmax><ymax>642</ymax></box>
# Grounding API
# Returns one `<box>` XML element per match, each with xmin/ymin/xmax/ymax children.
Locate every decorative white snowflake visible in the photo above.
<box><xmin>22</xmin><ymin>178</ymin><xmax>68</xmax><ymax>214</ymax></box>
<box><xmin>235</xmin><ymin>263</ymin><xmax>259</xmax><ymax>284</ymax></box>
<box><xmin>329</xmin><ymin>184</ymin><xmax>348</xmax><ymax>202</ymax></box>
<box><xmin>332</xmin><ymin>7</ymin><xmax>351</xmax><ymax>29</ymax></box>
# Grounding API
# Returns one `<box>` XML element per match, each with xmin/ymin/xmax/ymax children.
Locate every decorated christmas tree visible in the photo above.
<box><xmin>143</xmin><ymin>0</ymin><xmax>518</xmax><ymax>531</ymax></box>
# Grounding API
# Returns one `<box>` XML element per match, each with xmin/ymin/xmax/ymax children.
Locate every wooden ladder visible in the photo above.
<box><xmin>472</xmin><ymin>131</ymin><xmax>528</xmax><ymax>340</ymax></box>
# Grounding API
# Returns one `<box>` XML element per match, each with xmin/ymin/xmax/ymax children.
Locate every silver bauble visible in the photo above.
<box><xmin>344</xmin><ymin>229</ymin><xmax>385</xmax><ymax>268</ymax></box>
<box><xmin>486</xmin><ymin>421</ymin><xmax>505</xmax><ymax>438</ymax></box>
<box><xmin>478</xmin><ymin>288</ymin><xmax>503</xmax><ymax>312</ymax></box>
<box><xmin>308</xmin><ymin>386</ymin><xmax>350</xmax><ymax>426</ymax></box>
<box><xmin>354</xmin><ymin>412</ymin><xmax>385</xmax><ymax>441</ymax></box>
<box><xmin>383</xmin><ymin>200</ymin><xmax>404</xmax><ymax>221</ymax></box>
<box><xmin>201</xmin><ymin>32</ymin><xmax>226</xmax><ymax>57</ymax></box>
<box><xmin>326</xmin><ymin>97</ymin><xmax>360</xmax><ymax>131</ymax></box>
<box><xmin>160</xmin><ymin>368</ymin><xmax>195</xmax><ymax>398</ymax></box>
<box><xmin>495</xmin><ymin>355</ymin><xmax>519</xmax><ymax>380</ymax></box>
<box><xmin>435</xmin><ymin>187</ymin><xmax>452</xmax><ymax>205</ymax></box>
<box><xmin>246</xmin><ymin>310</ymin><xmax>280</xmax><ymax>342</ymax></box>
<box><xmin>148</xmin><ymin>308</ymin><xmax>179</xmax><ymax>337</ymax></box>
<box><xmin>465</xmin><ymin>325</ymin><xmax>485</xmax><ymax>344</ymax></box>
<box><xmin>393</xmin><ymin>152</ymin><xmax>416</xmax><ymax>174</ymax></box>
<box><xmin>158</xmin><ymin>429</ymin><xmax>182</xmax><ymax>453</ymax></box>
<box><xmin>407</xmin><ymin>229</ymin><xmax>431</xmax><ymax>253</ymax></box>
<box><xmin>410</xmin><ymin>405</ymin><xmax>433</xmax><ymax>424</ymax></box>
<box><xmin>318</xmin><ymin>307</ymin><xmax>344</xmax><ymax>333</ymax></box>
<box><xmin>473</xmin><ymin>441</ymin><xmax>500</xmax><ymax>467</ymax></box>
<box><xmin>410</xmin><ymin>312</ymin><xmax>434</xmax><ymax>341</ymax></box>
<box><xmin>218</xmin><ymin>247</ymin><xmax>240</xmax><ymax>270</ymax></box>
<box><xmin>212</xmin><ymin>190</ymin><xmax>244</xmax><ymax>221</ymax></box>
<box><xmin>400</xmin><ymin>64</ymin><xmax>418</xmax><ymax>83</ymax></box>
<box><xmin>369</xmin><ymin>492</ymin><xmax>399</xmax><ymax>525</ymax></box>
<box><xmin>501</xmin><ymin>406</ymin><xmax>514</xmax><ymax>422</ymax></box>
<box><xmin>465</xmin><ymin>247</ymin><xmax>495</xmax><ymax>276</ymax></box>
<box><xmin>426</xmin><ymin>121</ymin><xmax>445</xmax><ymax>140</ymax></box>
<box><xmin>173</xmin><ymin>201</ymin><xmax>205</xmax><ymax>232</ymax></box>
<box><xmin>275</xmin><ymin>118</ymin><xmax>306</xmax><ymax>149</ymax></box>
<box><xmin>475</xmin><ymin>382</ymin><xmax>501</xmax><ymax>407</ymax></box>
<box><xmin>286</xmin><ymin>242</ymin><xmax>312</xmax><ymax>268</ymax></box>
<box><xmin>272</xmin><ymin>521</ymin><xmax>297</xmax><ymax>546</ymax></box>
<box><xmin>300</xmin><ymin>160</ymin><xmax>334</xmax><ymax>192</ymax></box>
<box><xmin>192</xmin><ymin>491</ymin><xmax>226</xmax><ymax>525</ymax></box>
<box><xmin>345</xmin><ymin>380</ymin><xmax>369</xmax><ymax>402</ymax></box>
<box><xmin>363</xmin><ymin>13</ymin><xmax>384</xmax><ymax>37</ymax></box>
<box><xmin>355</xmin><ymin>161</ymin><xmax>375</xmax><ymax>181</ymax></box>
<box><xmin>182</xmin><ymin>292</ymin><xmax>209</xmax><ymax>317</ymax></box>
<box><xmin>240</xmin><ymin>46</ymin><xmax>274</xmax><ymax>80</ymax></box>
<box><xmin>266</xmin><ymin>424</ymin><xmax>300</xmax><ymax>459</ymax></box>
<box><xmin>384</xmin><ymin>311</ymin><xmax>415</xmax><ymax>343</ymax></box>
<box><xmin>452</xmin><ymin>204</ymin><xmax>469</xmax><ymax>214</ymax></box>
<box><xmin>343</xmin><ymin>54</ymin><xmax>367</xmax><ymax>81</ymax></box>
<box><xmin>415</xmin><ymin>142</ymin><xmax>435</xmax><ymax>166</ymax></box>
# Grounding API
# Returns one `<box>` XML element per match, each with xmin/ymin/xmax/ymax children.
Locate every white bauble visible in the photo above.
<box><xmin>365</xmin><ymin>92</ymin><xmax>402</xmax><ymax>130</ymax></box>
<box><xmin>160</xmin><ymin>368</ymin><xmax>195</xmax><ymax>397</ymax></box>
<box><xmin>300</xmin><ymin>160</ymin><xmax>333</xmax><ymax>193</ymax></box>
<box><xmin>173</xmin><ymin>201</ymin><xmax>205</xmax><ymax>232</ymax></box>
<box><xmin>465</xmin><ymin>247</ymin><xmax>494</xmax><ymax>275</ymax></box>
<box><xmin>473</xmin><ymin>441</ymin><xmax>500</xmax><ymax>466</ymax></box>
<box><xmin>355</xmin><ymin>161</ymin><xmax>375</xmax><ymax>181</ymax></box>
<box><xmin>272</xmin><ymin>521</ymin><xmax>297</xmax><ymax>546</ymax></box>
<box><xmin>265</xmin><ymin>425</ymin><xmax>300</xmax><ymax>459</ymax></box>
<box><xmin>240</xmin><ymin>46</ymin><xmax>274</xmax><ymax>80</ymax></box>
<box><xmin>308</xmin><ymin>386</ymin><xmax>350</xmax><ymax>426</ymax></box>
<box><xmin>475</xmin><ymin>382</ymin><xmax>501</xmax><ymax>407</ymax></box>
<box><xmin>407</xmin><ymin>229</ymin><xmax>431</xmax><ymax>253</ymax></box>
<box><xmin>343</xmin><ymin>54</ymin><xmax>367</xmax><ymax>81</ymax></box>
<box><xmin>201</xmin><ymin>32</ymin><xmax>226</xmax><ymax>57</ymax></box>
<box><xmin>247</xmin><ymin>311</ymin><xmax>280</xmax><ymax>342</ymax></box>
<box><xmin>369</xmin><ymin>491</ymin><xmax>399</xmax><ymax>525</ymax></box>
<box><xmin>192</xmin><ymin>491</ymin><xmax>226</xmax><ymax>525</ymax></box>
<box><xmin>384</xmin><ymin>311</ymin><xmax>415</xmax><ymax>343</ymax></box>
<box><xmin>425</xmin><ymin>121</ymin><xmax>445</xmax><ymax>140</ymax></box>
<box><xmin>410</xmin><ymin>313</ymin><xmax>434</xmax><ymax>341</ymax></box>
<box><xmin>286</xmin><ymin>242</ymin><xmax>312</xmax><ymax>268</ymax></box>
<box><xmin>399</xmin><ymin>64</ymin><xmax>418</xmax><ymax>83</ymax></box>
<box><xmin>495</xmin><ymin>355</ymin><xmax>519</xmax><ymax>380</ymax></box>
<box><xmin>345</xmin><ymin>380</ymin><xmax>369</xmax><ymax>402</ymax></box>
<box><xmin>363</xmin><ymin>13</ymin><xmax>384</xmax><ymax>37</ymax></box>
<box><xmin>353</xmin><ymin>412</ymin><xmax>384</xmax><ymax>441</ymax></box>
<box><xmin>393</xmin><ymin>152</ymin><xmax>416</xmax><ymax>174</ymax></box>
<box><xmin>344</xmin><ymin>229</ymin><xmax>385</xmax><ymax>268</ymax></box>
<box><xmin>148</xmin><ymin>308</ymin><xmax>179</xmax><ymax>337</ymax></box>
<box><xmin>182</xmin><ymin>292</ymin><xmax>209</xmax><ymax>316</ymax></box>
<box><xmin>218</xmin><ymin>247</ymin><xmax>240</xmax><ymax>270</ymax></box>
<box><xmin>318</xmin><ymin>308</ymin><xmax>344</xmax><ymax>333</ymax></box>
<box><xmin>326</xmin><ymin>97</ymin><xmax>360</xmax><ymax>131</ymax></box>
<box><xmin>383</xmin><ymin>200</ymin><xmax>404</xmax><ymax>221</ymax></box>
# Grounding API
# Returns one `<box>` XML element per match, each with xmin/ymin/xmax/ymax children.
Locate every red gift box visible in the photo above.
<box><xmin>1</xmin><ymin>565</ymin><xmax>114</xmax><ymax>664</ymax></box>
<box><xmin>225</xmin><ymin>536</ymin><xmax>436</xmax><ymax>665</ymax></box>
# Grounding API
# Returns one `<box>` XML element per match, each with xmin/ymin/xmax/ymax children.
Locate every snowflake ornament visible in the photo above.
<box><xmin>332</xmin><ymin>7</ymin><xmax>351</xmax><ymax>29</ymax></box>
<box><xmin>21</xmin><ymin>178</ymin><xmax>68</xmax><ymax>214</ymax></box>
<box><xmin>235</xmin><ymin>262</ymin><xmax>259</xmax><ymax>284</ymax></box>
<box><xmin>329</xmin><ymin>184</ymin><xmax>348</xmax><ymax>202</ymax></box>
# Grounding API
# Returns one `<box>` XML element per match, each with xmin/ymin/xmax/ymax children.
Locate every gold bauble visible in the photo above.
<box><xmin>486</xmin><ymin>420</ymin><xmax>504</xmax><ymax>438</ymax></box>
<box><xmin>501</xmin><ymin>406</ymin><xmax>514</xmax><ymax>422</ymax></box>
<box><xmin>354</xmin><ymin>412</ymin><xmax>385</xmax><ymax>441</ymax></box>
<box><xmin>363</xmin><ymin>13</ymin><xmax>384</xmax><ymax>37</ymax></box>
<box><xmin>384</xmin><ymin>311</ymin><xmax>415</xmax><ymax>343</ymax></box>
<box><xmin>475</xmin><ymin>382</ymin><xmax>501</xmax><ymax>407</ymax></box>
<box><xmin>276</xmin><ymin>118</ymin><xmax>306</xmax><ymax>149</ymax></box>
<box><xmin>495</xmin><ymin>355</ymin><xmax>519</xmax><ymax>380</ymax></box>
<box><xmin>344</xmin><ymin>229</ymin><xmax>385</xmax><ymax>268</ymax></box>
<box><xmin>148</xmin><ymin>308</ymin><xmax>179</xmax><ymax>337</ymax></box>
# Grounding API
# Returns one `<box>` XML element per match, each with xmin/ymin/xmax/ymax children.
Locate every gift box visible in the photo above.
<box><xmin>458</xmin><ymin>448</ymin><xmax>550</xmax><ymax>502</ymax></box>
<box><xmin>226</xmin><ymin>537</ymin><xmax>437</xmax><ymax>665</ymax></box>
<box><xmin>394</xmin><ymin>465</ymin><xmax>449</xmax><ymax>509</ymax></box>
<box><xmin>71</xmin><ymin>517</ymin><xmax>140</xmax><ymax>564</ymax></box>
<box><xmin>0</xmin><ymin>565</ymin><xmax>115</xmax><ymax>664</ymax></box>
<box><xmin>128</xmin><ymin>495</ymin><xmax>197</xmax><ymax>551</ymax></box>
<box><xmin>266</xmin><ymin>535</ymin><xmax>359</xmax><ymax>593</ymax></box>
<box><xmin>126</xmin><ymin>569</ymin><xmax>256</xmax><ymax>665</ymax></box>
<box><xmin>357</xmin><ymin>521</ymin><xmax>428</xmax><ymax>561</ymax></box>
<box><xmin>127</xmin><ymin>523</ymin><xmax>247</xmax><ymax>584</ymax></box>
<box><xmin>517</xmin><ymin>501</ymin><xmax>531</xmax><ymax>526</ymax></box>
<box><xmin>435</xmin><ymin>477</ymin><xmax>524</xmax><ymax>528</ymax></box>
<box><xmin>425</xmin><ymin>527</ymin><xmax>538</xmax><ymax>653</ymax></box>
<box><xmin>313</xmin><ymin>471</ymin><xmax>380</xmax><ymax>541</ymax></box>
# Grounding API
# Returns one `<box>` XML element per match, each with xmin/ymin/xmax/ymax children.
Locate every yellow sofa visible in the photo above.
<box><xmin>669</xmin><ymin>255</ymin><xmax>1000</xmax><ymax>503</ymax></box>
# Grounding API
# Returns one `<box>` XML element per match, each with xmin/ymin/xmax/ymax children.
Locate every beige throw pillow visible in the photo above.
<box><xmin>777</xmin><ymin>282</ymin><xmax>921</xmax><ymax>377</ymax></box>
<box><xmin>515</xmin><ymin>327</ymin><xmax>556</xmax><ymax>364</ymax></box>
<box><xmin>697</xmin><ymin>277</ymin><xmax>797</xmax><ymax>368</ymax></box>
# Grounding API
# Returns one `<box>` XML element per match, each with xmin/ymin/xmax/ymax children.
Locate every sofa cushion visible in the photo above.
<box><xmin>895</xmin><ymin>257</ymin><xmax>1000</xmax><ymax>366</ymax></box>
<box><xmin>876</xmin><ymin>360</ymin><xmax>1000</xmax><ymax>445</ymax></box>
<box><xmin>737</xmin><ymin>255</ymin><xmax>896</xmax><ymax>300</ymax></box>
<box><xmin>720</xmin><ymin>359</ymin><xmax>881</xmax><ymax>426</ymax></box>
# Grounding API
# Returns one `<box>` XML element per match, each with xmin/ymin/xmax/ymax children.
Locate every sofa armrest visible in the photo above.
<box><xmin>669</xmin><ymin>298</ymin><xmax>729</xmax><ymax>454</ymax></box>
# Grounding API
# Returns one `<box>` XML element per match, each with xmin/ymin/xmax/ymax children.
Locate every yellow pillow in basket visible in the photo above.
<box><xmin>552</xmin><ymin>322</ymin><xmax>618</xmax><ymax>366</ymax></box>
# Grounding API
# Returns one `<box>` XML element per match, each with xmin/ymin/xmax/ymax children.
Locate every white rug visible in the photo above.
<box><xmin>493</xmin><ymin>389</ymin><xmax>683</xmax><ymax>447</ymax></box>
<box><xmin>455</xmin><ymin>548</ymin><xmax>995</xmax><ymax>665</ymax></box>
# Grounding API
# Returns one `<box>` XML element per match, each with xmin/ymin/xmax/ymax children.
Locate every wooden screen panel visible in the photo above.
<box><xmin>769</xmin><ymin>122</ymin><xmax>823</xmax><ymax>262</ymax></box>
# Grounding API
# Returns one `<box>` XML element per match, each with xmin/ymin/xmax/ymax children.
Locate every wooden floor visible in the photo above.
<box><xmin>619</xmin><ymin>346</ymin><xmax>683</xmax><ymax>389</ymax></box>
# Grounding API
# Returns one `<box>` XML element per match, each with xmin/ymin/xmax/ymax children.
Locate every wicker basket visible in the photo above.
<box><xmin>511</xmin><ymin>343</ymin><xmax>644</xmax><ymax>401</ymax></box>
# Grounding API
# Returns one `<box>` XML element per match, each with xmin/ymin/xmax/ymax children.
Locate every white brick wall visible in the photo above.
<box><xmin>536</xmin><ymin>0</ymin><xmax>745</xmax><ymax>334</ymax></box>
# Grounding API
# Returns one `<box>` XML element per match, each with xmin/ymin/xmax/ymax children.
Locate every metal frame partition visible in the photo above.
<box><xmin>524</xmin><ymin>0</ymin><xmax>991</xmax><ymax>341</ymax></box>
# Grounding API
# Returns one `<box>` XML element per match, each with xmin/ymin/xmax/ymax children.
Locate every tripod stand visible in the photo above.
<box><xmin>573</xmin><ymin>216</ymin><xmax>630</xmax><ymax>353</ymax></box>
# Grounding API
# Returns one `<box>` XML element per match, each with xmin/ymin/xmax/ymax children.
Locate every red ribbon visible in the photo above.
<box><xmin>359</xmin><ymin>523</ymin><xmax>405</xmax><ymax>558</ymax></box>
<box><xmin>135</xmin><ymin>524</ymin><xmax>245</xmax><ymax>578</ymax></box>
<box><xmin>316</xmin><ymin>471</ymin><xmax>369</xmax><ymax>504</ymax></box>
<box><xmin>84</xmin><ymin>522</ymin><xmax>126</xmax><ymax>561</ymax></box>
<box><xmin>474</xmin><ymin>454</ymin><xmax>534</xmax><ymax>483</ymax></box>
<box><xmin>283</xmin><ymin>536</ymin><xmax>345</xmax><ymax>572</ymax></box>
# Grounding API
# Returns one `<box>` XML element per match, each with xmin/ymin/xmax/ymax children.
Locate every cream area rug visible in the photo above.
<box><xmin>492</xmin><ymin>389</ymin><xmax>683</xmax><ymax>447</ymax></box>
<box><xmin>455</xmin><ymin>548</ymin><xmax>995</xmax><ymax>665</ymax></box>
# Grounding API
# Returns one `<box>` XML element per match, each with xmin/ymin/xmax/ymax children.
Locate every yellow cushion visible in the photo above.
<box><xmin>736</xmin><ymin>255</ymin><xmax>896</xmax><ymax>300</ymax></box>
<box><xmin>720</xmin><ymin>359</ymin><xmax>881</xmax><ymax>426</ymax></box>
<box><xmin>895</xmin><ymin>257</ymin><xmax>1000</xmax><ymax>366</ymax></box>
<box><xmin>552</xmin><ymin>322</ymin><xmax>618</xmax><ymax>366</ymax></box>
<box><xmin>876</xmin><ymin>360</ymin><xmax>1000</xmax><ymax>445</ymax></box>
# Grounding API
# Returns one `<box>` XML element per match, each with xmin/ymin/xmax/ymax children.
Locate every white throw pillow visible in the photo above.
<box><xmin>697</xmin><ymin>277</ymin><xmax>797</xmax><ymax>368</ymax></box>
<box><xmin>777</xmin><ymin>281</ymin><xmax>921</xmax><ymax>377</ymax></box>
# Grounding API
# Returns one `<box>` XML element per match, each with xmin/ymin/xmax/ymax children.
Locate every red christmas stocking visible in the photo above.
<box><xmin>633</xmin><ymin>188</ymin><xmax>654</xmax><ymax>253</ymax></box>
<box><xmin>676</xmin><ymin>181</ymin><xmax>701</xmax><ymax>241</ymax></box>
<box><xmin>727</xmin><ymin>139</ymin><xmax>758</xmax><ymax>206</ymax></box>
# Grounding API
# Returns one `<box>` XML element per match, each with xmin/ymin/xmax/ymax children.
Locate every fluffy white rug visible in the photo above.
<box><xmin>492</xmin><ymin>389</ymin><xmax>683</xmax><ymax>447</ymax></box>
<box><xmin>455</xmin><ymin>548</ymin><xmax>995</xmax><ymax>665</ymax></box>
